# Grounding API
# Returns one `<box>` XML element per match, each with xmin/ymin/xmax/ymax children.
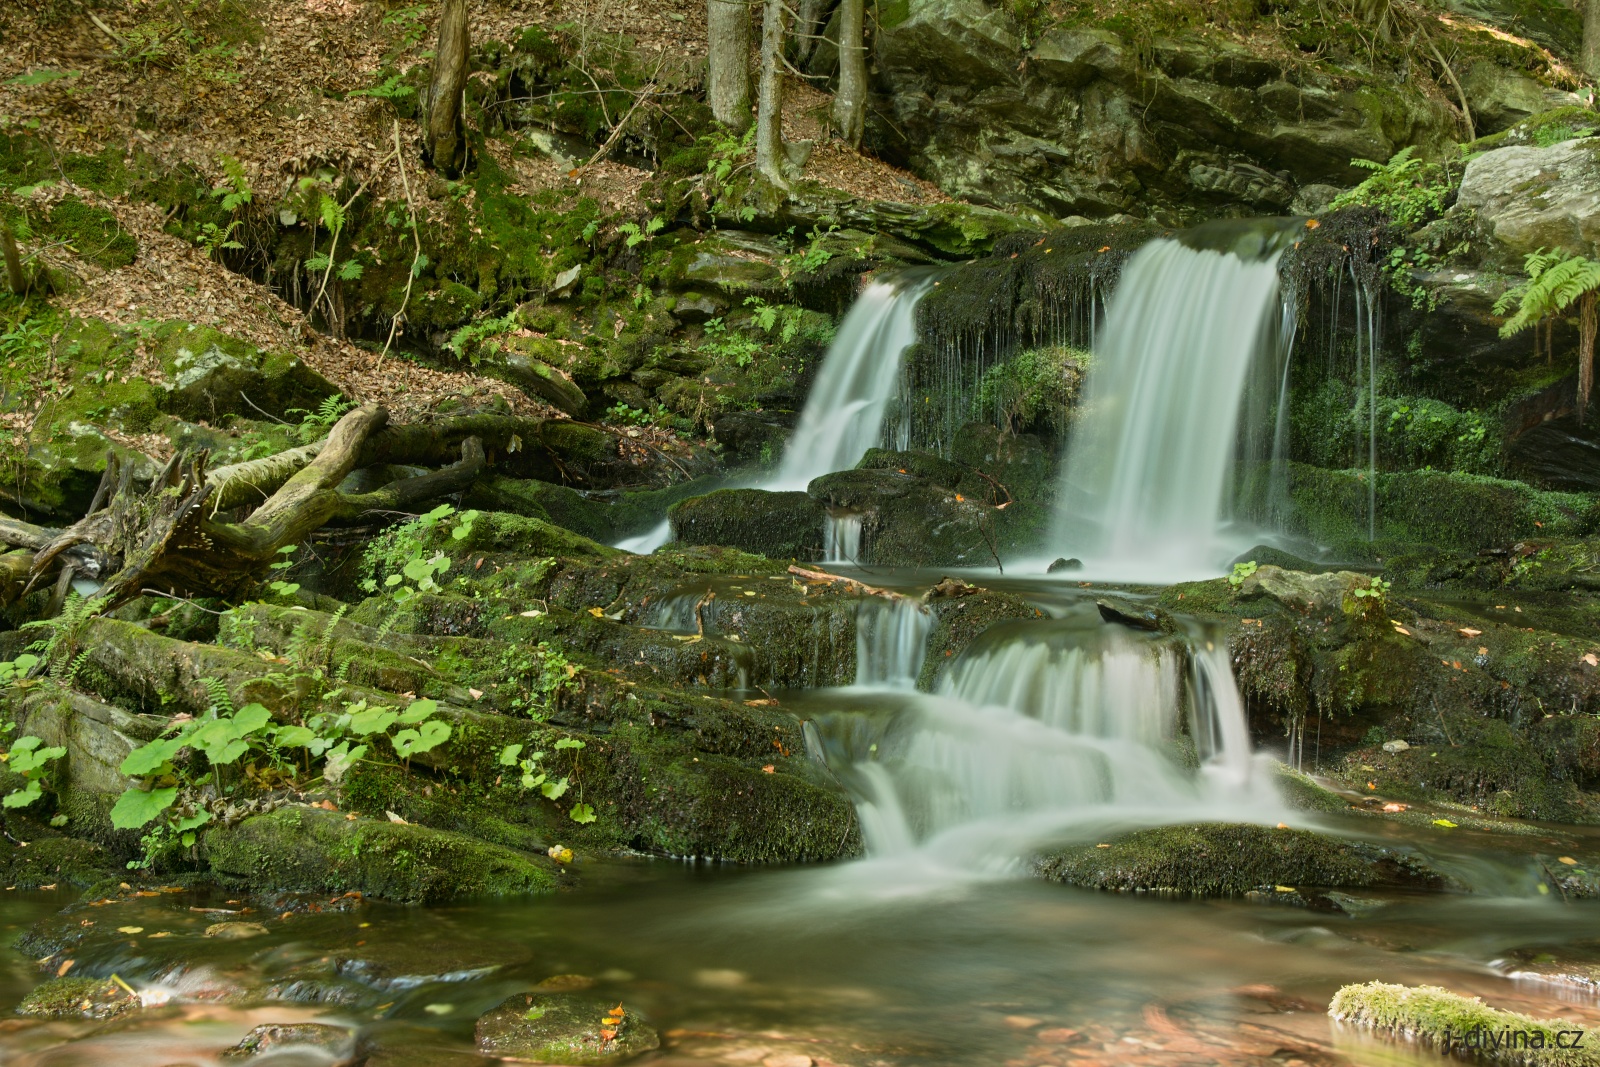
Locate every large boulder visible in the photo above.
<box><xmin>669</xmin><ymin>488</ymin><xmax>826</xmax><ymax>560</ymax></box>
<box><xmin>1456</xmin><ymin>136</ymin><xmax>1600</xmax><ymax>263</ymax></box>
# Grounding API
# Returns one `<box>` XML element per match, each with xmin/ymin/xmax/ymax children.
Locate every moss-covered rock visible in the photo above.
<box><xmin>0</xmin><ymin>836</ymin><xmax>121</xmax><ymax>890</ymax></box>
<box><xmin>17</xmin><ymin>975</ymin><xmax>141</xmax><ymax>1020</ymax></box>
<box><xmin>1283</xmin><ymin>463</ymin><xmax>1597</xmax><ymax>557</ymax></box>
<box><xmin>670</xmin><ymin>488</ymin><xmax>825</xmax><ymax>560</ymax></box>
<box><xmin>465</xmin><ymin>475</ymin><xmax>720</xmax><ymax>545</ymax></box>
<box><xmin>476</xmin><ymin>991</ymin><xmax>660</xmax><ymax>1064</ymax></box>
<box><xmin>1329</xmin><ymin>982</ymin><xmax>1600</xmax><ymax>1065</ymax></box>
<box><xmin>199</xmin><ymin>805</ymin><xmax>558</xmax><ymax>903</ymax></box>
<box><xmin>1033</xmin><ymin>823</ymin><xmax>1451</xmax><ymax>897</ymax></box>
<box><xmin>150</xmin><ymin>322</ymin><xmax>339</xmax><ymax>423</ymax></box>
<box><xmin>44</xmin><ymin>198</ymin><xmax>138</xmax><ymax>269</ymax></box>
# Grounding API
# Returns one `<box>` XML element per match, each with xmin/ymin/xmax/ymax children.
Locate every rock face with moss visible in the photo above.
<box><xmin>867</xmin><ymin>0</ymin><xmax>1477</xmax><ymax>222</ymax></box>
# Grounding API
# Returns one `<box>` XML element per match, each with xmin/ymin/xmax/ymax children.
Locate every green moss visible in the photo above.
<box><xmin>18</xmin><ymin>976</ymin><xmax>140</xmax><ymax>1020</ymax></box>
<box><xmin>1033</xmin><ymin>823</ymin><xmax>1448</xmax><ymax>896</ymax></box>
<box><xmin>1330</xmin><ymin>982</ymin><xmax>1600</xmax><ymax>1065</ymax></box>
<box><xmin>199</xmin><ymin>805</ymin><xmax>557</xmax><ymax>903</ymax></box>
<box><xmin>1275</xmin><ymin>764</ymin><xmax>1352</xmax><ymax>813</ymax></box>
<box><xmin>466</xmin><ymin>475</ymin><xmax>723</xmax><ymax>544</ymax></box>
<box><xmin>0</xmin><ymin>835</ymin><xmax>120</xmax><ymax>889</ymax></box>
<box><xmin>1283</xmin><ymin>463</ymin><xmax>1597</xmax><ymax>557</ymax></box>
<box><xmin>668</xmin><ymin>489</ymin><xmax>825</xmax><ymax>559</ymax></box>
<box><xmin>45</xmin><ymin>198</ymin><xmax>138</xmax><ymax>269</ymax></box>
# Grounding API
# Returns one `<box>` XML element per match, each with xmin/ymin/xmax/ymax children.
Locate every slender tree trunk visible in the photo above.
<box><xmin>793</xmin><ymin>0</ymin><xmax>835</xmax><ymax>65</ymax></box>
<box><xmin>755</xmin><ymin>0</ymin><xmax>791</xmax><ymax>188</ymax></box>
<box><xmin>1586</xmin><ymin>0</ymin><xmax>1600</xmax><ymax>78</ymax></box>
<box><xmin>831</xmin><ymin>0</ymin><xmax>867</xmax><ymax>148</ymax></box>
<box><xmin>707</xmin><ymin>0</ymin><xmax>753</xmax><ymax>132</ymax></box>
<box><xmin>1</xmin><ymin>226</ymin><xmax>23</xmax><ymax>294</ymax></box>
<box><xmin>1580</xmin><ymin>292</ymin><xmax>1596</xmax><ymax>425</ymax></box>
<box><xmin>423</xmin><ymin>0</ymin><xmax>471</xmax><ymax>175</ymax></box>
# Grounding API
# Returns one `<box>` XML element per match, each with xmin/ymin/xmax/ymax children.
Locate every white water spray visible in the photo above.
<box><xmin>1051</xmin><ymin>235</ymin><xmax>1294</xmax><ymax>580</ymax></box>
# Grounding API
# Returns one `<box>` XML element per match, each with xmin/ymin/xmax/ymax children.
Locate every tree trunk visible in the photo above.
<box><xmin>1581</xmin><ymin>291</ymin><xmax>1596</xmax><ymax>425</ymax></box>
<box><xmin>1</xmin><ymin>225</ymin><xmax>23</xmax><ymax>294</ymax></box>
<box><xmin>755</xmin><ymin>0</ymin><xmax>791</xmax><ymax>188</ymax></box>
<box><xmin>707</xmin><ymin>0</ymin><xmax>753</xmax><ymax>132</ymax></box>
<box><xmin>831</xmin><ymin>0</ymin><xmax>867</xmax><ymax>148</ymax></box>
<box><xmin>1586</xmin><ymin>0</ymin><xmax>1600</xmax><ymax>78</ymax></box>
<box><xmin>423</xmin><ymin>0</ymin><xmax>471</xmax><ymax>175</ymax></box>
<box><xmin>793</xmin><ymin>0</ymin><xmax>835</xmax><ymax>66</ymax></box>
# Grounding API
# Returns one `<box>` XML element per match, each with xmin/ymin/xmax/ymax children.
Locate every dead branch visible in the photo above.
<box><xmin>786</xmin><ymin>564</ymin><xmax>905</xmax><ymax>600</ymax></box>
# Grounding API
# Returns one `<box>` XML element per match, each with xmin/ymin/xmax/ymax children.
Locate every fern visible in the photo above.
<box><xmin>24</xmin><ymin>593</ymin><xmax>101</xmax><ymax>685</ymax></box>
<box><xmin>1495</xmin><ymin>249</ymin><xmax>1600</xmax><ymax>337</ymax></box>
<box><xmin>312</xmin><ymin>604</ymin><xmax>348</xmax><ymax>669</ymax></box>
<box><xmin>1329</xmin><ymin>147</ymin><xmax>1452</xmax><ymax>227</ymax></box>
<box><xmin>200</xmin><ymin>676</ymin><xmax>235</xmax><ymax>717</ymax></box>
<box><xmin>213</xmin><ymin>155</ymin><xmax>253</xmax><ymax>213</ymax></box>
<box><xmin>64</xmin><ymin>650</ymin><xmax>90</xmax><ymax>686</ymax></box>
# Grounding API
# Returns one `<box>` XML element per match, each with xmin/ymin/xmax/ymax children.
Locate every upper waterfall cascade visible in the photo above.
<box><xmin>617</xmin><ymin>271</ymin><xmax>936</xmax><ymax>554</ymax></box>
<box><xmin>1052</xmin><ymin>234</ymin><xmax>1294</xmax><ymax>580</ymax></box>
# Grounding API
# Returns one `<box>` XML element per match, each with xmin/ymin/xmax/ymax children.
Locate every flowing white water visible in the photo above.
<box><xmin>826</xmin><ymin>623</ymin><xmax>1281</xmax><ymax>887</ymax></box>
<box><xmin>766</xmin><ymin>273</ymin><xmax>937</xmax><ymax>491</ymax></box>
<box><xmin>823</xmin><ymin>512</ymin><xmax>863</xmax><ymax>563</ymax></box>
<box><xmin>616</xmin><ymin>271</ymin><xmax>936</xmax><ymax>553</ymax></box>
<box><xmin>854</xmin><ymin>597</ymin><xmax>931</xmax><ymax>689</ymax></box>
<box><xmin>1051</xmin><ymin>237</ymin><xmax>1292</xmax><ymax>580</ymax></box>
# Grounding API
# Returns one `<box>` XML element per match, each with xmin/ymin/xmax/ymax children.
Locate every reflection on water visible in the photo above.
<box><xmin>5</xmin><ymin>822</ymin><xmax>1600</xmax><ymax>1065</ymax></box>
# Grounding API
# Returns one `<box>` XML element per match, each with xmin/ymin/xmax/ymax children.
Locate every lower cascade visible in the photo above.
<box><xmin>823</xmin><ymin>608</ymin><xmax>1281</xmax><ymax>879</ymax></box>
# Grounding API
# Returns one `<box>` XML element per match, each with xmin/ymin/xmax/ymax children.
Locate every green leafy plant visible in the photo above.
<box><xmin>743</xmin><ymin>296</ymin><xmax>804</xmax><ymax>345</ymax></box>
<box><xmin>285</xmin><ymin>394</ymin><xmax>356</xmax><ymax>442</ymax></box>
<box><xmin>1350</xmin><ymin>576</ymin><xmax>1391</xmax><ymax>605</ymax></box>
<box><xmin>1329</xmin><ymin>147</ymin><xmax>1453</xmax><ymax>228</ymax></box>
<box><xmin>197</xmin><ymin>219</ymin><xmax>243</xmax><ymax>259</ymax></box>
<box><xmin>212</xmin><ymin>155</ymin><xmax>253</xmax><ymax>212</ymax></box>
<box><xmin>499</xmin><ymin>737</ymin><xmax>593</xmax><ymax>822</ymax></box>
<box><xmin>617</xmin><ymin>215</ymin><xmax>664</xmax><ymax>249</ymax></box>
<box><xmin>349</xmin><ymin>72</ymin><xmax>417</xmax><ymax>100</ymax></box>
<box><xmin>1495</xmin><ymin>248</ymin><xmax>1600</xmax><ymax>424</ymax></box>
<box><xmin>446</xmin><ymin>314</ymin><xmax>518</xmax><ymax>362</ymax></box>
<box><xmin>698</xmin><ymin>316</ymin><xmax>763</xmax><ymax>369</ymax></box>
<box><xmin>1228</xmin><ymin>560</ymin><xmax>1258</xmax><ymax>589</ymax></box>
<box><xmin>2</xmin><ymin>736</ymin><xmax>66</xmax><ymax>809</ymax></box>
<box><xmin>7</xmin><ymin>70</ymin><xmax>80</xmax><ymax>88</ymax></box>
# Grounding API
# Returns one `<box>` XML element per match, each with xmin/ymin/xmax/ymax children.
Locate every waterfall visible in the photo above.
<box><xmin>767</xmin><ymin>270</ymin><xmax>938</xmax><ymax>491</ymax></box>
<box><xmin>854</xmin><ymin>597</ymin><xmax>931</xmax><ymax>689</ymax></box>
<box><xmin>823</xmin><ymin>512</ymin><xmax>863</xmax><ymax>563</ymax></box>
<box><xmin>1051</xmin><ymin>225</ymin><xmax>1297</xmax><ymax>580</ymax></box>
<box><xmin>822</xmin><ymin>622</ymin><xmax>1282</xmax><ymax>875</ymax></box>
<box><xmin>618</xmin><ymin>270</ymin><xmax>937</xmax><ymax>553</ymax></box>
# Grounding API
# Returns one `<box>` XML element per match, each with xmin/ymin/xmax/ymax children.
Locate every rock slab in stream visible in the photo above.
<box><xmin>476</xmin><ymin>992</ymin><xmax>660</xmax><ymax>1064</ymax></box>
<box><xmin>1033</xmin><ymin>823</ymin><xmax>1451</xmax><ymax>897</ymax></box>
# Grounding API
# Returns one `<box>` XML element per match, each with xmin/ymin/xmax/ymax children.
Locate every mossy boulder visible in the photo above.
<box><xmin>17</xmin><ymin>975</ymin><xmax>141</xmax><ymax>1020</ymax></box>
<box><xmin>1283</xmin><ymin>463</ymin><xmax>1597</xmax><ymax>557</ymax></box>
<box><xmin>806</xmin><ymin>456</ymin><xmax>1007</xmax><ymax>566</ymax></box>
<box><xmin>199</xmin><ymin>805</ymin><xmax>559</xmax><ymax>903</ymax></box>
<box><xmin>151</xmin><ymin>323</ymin><xmax>339</xmax><ymax>422</ymax></box>
<box><xmin>476</xmin><ymin>991</ymin><xmax>660</xmax><ymax>1064</ymax></box>
<box><xmin>465</xmin><ymin>475</ymin><xmax>719</xmax><ymax>545</ymax></box>
<box><xmin>669</xmin><ymin>489</ymin><xmax>825</xmax><ymax>560</ymax></box>
<box><xmin>0</xmin><ymin>835</ymin><xmax>121</xmax><ymax>890</ymax></box>
<box><xmin>1033</xmin><ymin>823</ymin><xmax>1451</xmax><ymax>897</ymax></box>
<box><xmin>1330</xmin><ymin>982</ymin><xmax>1600</xmax><ymax>1065</ymax></box>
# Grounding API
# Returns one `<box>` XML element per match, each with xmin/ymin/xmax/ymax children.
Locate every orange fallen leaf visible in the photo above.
<box><xmin>468</xmin><ymin>688</ymin><xmax>484</xmax><ymax>699</ymax></box>
<box><xmin>761</xmin><ymin>764</ymin><xmax>775</xmax><ymax>773</ymax></box>
<box><xmin>1583</xmin><ymin>653</ymin><xmax>1599</xmax><ymax>667</ymax></box>
<box><xmin>1366</xmin><ymin>781</ymin><xmax>1377</xmax><ymax>790</ymax></box>
<box><xmin>57</xmin><ymin>959</ymin><xmax>74</xmax><ymax>977</ymax></box>
<box><xmin>1097</xmin><ymin>245</ymin><xmax>1111</xmax><ymax>252</ymax></box>
<box><xmin>1381</xmin><ymin>802</ymin><xmax>1408</xmax><ymax>813</ymax></box>
<box><xmin>1459</xmin><ymin>627</ymin><xmax>1481</xmax><ymax>637</ymax></box>
<box><xmin>1560</xmin><ymin>856</ymin><xmax>1578</xmax><ymax>865</ymax></box>
<box><xmin>1305</xmin><ymin>219</ymin><xmax>1321</xmax><ymax>229</ymax></box>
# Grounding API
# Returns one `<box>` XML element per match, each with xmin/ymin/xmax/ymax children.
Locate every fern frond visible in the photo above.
<box><xmin>200</xmin><ymin>676</ymin><xmax>235</xmax><ymax>717</ymax></box>
<box><xmin>65</xmin><ymin>650</ymin><xmax>90</xmax><ymax>685</ymax></box>
<box><xmin>1499</xmin><ymin>251</ymin><xmax>1600</xmax><ymax>337</ymax></box>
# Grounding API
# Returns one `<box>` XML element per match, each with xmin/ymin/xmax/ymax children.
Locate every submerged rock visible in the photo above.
<box><xmin>225</xmin><ymin>1022</ymin><xmax>363</xmax><ymax>1062</ymax></box>
<box><xmin>476</xmin><ymin>991</ymin><xmax>659</xmax><ymax>1064</ymax></box>
<box><xmin>1033</xmin><ymin>823</ymin><xmax>1452</xmax><ymax>897</ymax></box>
<box><xmin>17</xmin><ymin>976</ymin><xmax>140</xmax><ymax>1020</ymax></box>
<box><xmin>1329</xmin><ymin>982</ymin><xmax>1597</xmax><ymax>1064</ymax></box>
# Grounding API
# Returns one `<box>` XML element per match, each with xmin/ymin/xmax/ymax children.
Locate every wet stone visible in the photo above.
<box><xmin>17</xmin><ymin>975</ymin><xmax>141</xmax><ymax>1019</ymax></box>
<box><xmin>475</xmin><ymin>991</ymin><xmax>660</xmax><ymax>1064</ymax></box>
<box><xmin>225</xmin><ymin>1021</ymin><xmax>362</xmax><ymax>1061</ymax></box>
